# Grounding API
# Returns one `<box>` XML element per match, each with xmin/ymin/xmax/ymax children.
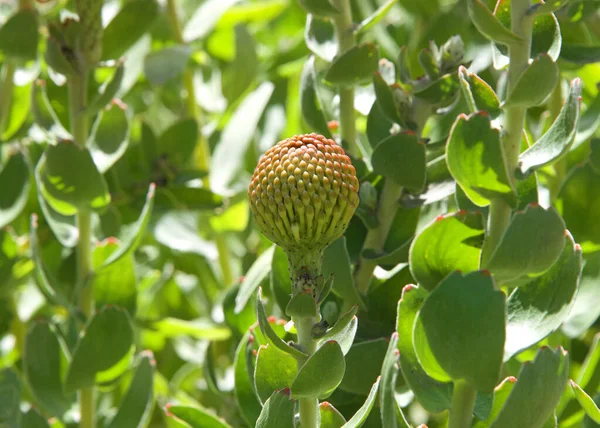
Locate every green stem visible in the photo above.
<box><xmin>294</xmin><ymin>316</ymin><xmax>318</xmax><ymax>428</ymax></box>
<box><xmin>215</xmin><ymin>235</ymin><xmax>234</xmax><ymax>287</ymax></box>
<box><xmin>353</xmin><ymin>102</ymin><xmax>430</xmax><ymax>296</ymax></box>
<box><xmin>68</xmin><ymin>71</ymin><xmax>95</xmax><ymax>428</ymax></box>
<box><xmin>166</xmin><ymin>0</ymin><xmax>211</xmax><ymax>176</ymax></box>
<box><xmin>448</xmin><ymin>380</ymin><xmax>477</xmax><ymax>428</ymax></box>
<box><xmin>166</xmin><ymin>0</ymin><xmax>233</xmax><ymax>286</ymax></box>
<box><xmin>331</xmin><ymin>0</ymin><xmax>359</xmax><ymax>157</ymax></box>
<box><xmin>354</xmin><ymin>180</ymin><xmax>403</xmax><ymax>295</ymax></box>
<box><xmin>481</xmin><ymin>0</ymin><xmax>533</xmax><ymax>266</ymax></box>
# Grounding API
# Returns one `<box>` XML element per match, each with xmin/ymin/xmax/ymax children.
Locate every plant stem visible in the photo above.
<box><xmin>331</xmin><ymin>0</ymin><xmax>359</xmax><ymax>157</ymax></box>
<box><xmin>294</xmin><ymin>315</ymin><xmax>318</xmax><ymax>428</ymax></box>
<box><xmin>166</xmin><ymin>0</ymin><xmax>234</xmax><ymax>286</ymax></box>
<box><xmin>448</xmin><ymin>380</ymin><xmax>477</xmax><ymax>428</ymax></box>
<box><xmin>354</xmin><ymin>180</ymin><xmax>403</xmax><ymax>295</ymax></box>
<box><xmin>68</xmin><ymin>71</ymin><xmax>95</xmax><ymax>428</ymax></box>
<box><xmin>353</xmin><ymin>103</ymin><xmax>430</xmax><ymax>295</ymax></box>
<box><xmin>481</xmin><ymin>0</ymin><xmax>533</xmax><ymax>266</ymax></box>
<box><xmin>166</xmin><ymin>0</ymin><xmax>210</xmax><ymax>175</ymax></box>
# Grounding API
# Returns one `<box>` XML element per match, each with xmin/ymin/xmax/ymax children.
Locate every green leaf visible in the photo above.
<box><xmin>183</xmin><ymin>0</ymin><xmax>239</xmax><ymax>42</ymax></box>
<box><xmin>23</xmin><ymin>322</ymin><xmax>74</xmax><ymax>418</ymax></box>
<box><xmin>320</xmin><ymin>402</ymin><xmax>347</xmax><ymax>427</ymax></box>
<box><xmin>291</xmin><ymin>341</ymin><xmax>345</xmax><ymax>399</ymax></box>
<box><xmin>65</xmin><ymin>306</ymin><xmax>134</xmax><ymax>393</ymax></box>
<box><xmin>88</xmin><ymin>103</ymin><xmax>130</xmax><ymax>173</ymax></box>
<box><xmin>156</xmin><ymin>118</ymin><xmax>198</xmax><ymax>168</ymax></box>
<box><xmin>234</xmin><ymin>332</ymin><xmax>262</xmax><ymax>425</ymax></box>
<box><xmin>473</xmin><ymin>377</ymin><xmax>517</xmax><ymax>428</ymax></box>
<box><xmin>355</xmin><ymin>0</ymin><xmax>398</xmax><ymax>34</ymax></box>
<box><xmin>372</xmin><ymin>73</ymin><xmax>404</xmax><ymax>125</ymax></box>
<box><xmin>371</xmin><ymin>132</ymin><xmax>426</xmax><ymax>192</ymax></box>
<box><xmin>517</xmin><ymin>78</ymin><xmax>581</xmax><ymax>177</ymax></box>
<box><xmin>93</xmin><ymin>239</ymin><xmax>137</xmax><ymax>315</ymax></box>
<box><xmin>236</xmin><ymin>246</ymin><xmax>275</xmax><ymax>313</ymax></box>
<box><xmin>305</xmin><ymin>15</ymin><xmax>337</xmax><ymax>62</ymax></box>
<box><xmin>222</xmin><ymin>25</ymin><xmax>258</xmax><ymax>104</ymax></box>
<box><xmin>317</xmin><ymin>305</ymin><xmax>358</xmax><ymax>355</ymax></box>
<box><xmin>557</xmin><ymin>163</ymin><xmax>600</xmax><ymax>253</ymax></box>
<box><xmin>503</xmin><ymin>54</ymin><xmax>558</xmax><ymax>108</ymax></box>
<box><xmin>561</xmin><ymin>44</ymin><xmax>600</xmax><ymax>64</ymax></box>
<box><xmin>299</xmin><ymin>0</ymin><xmax>339</xmax><ymax>17</ymax></box>
<box><xmin>575</xmin><ymin>95</ymin><xmax>600</xmax><ymax>149</ymax></box>
<box><xmin>410</xmin><ymin>211</ymin><xmax>484</xmax><ymax>291</ymax></box>
<box><xmin>286</xmin><ymin>291</ymin><xmax>317</xmax><ymax>318</ymax></box>
<box><xmin>21</xmin><ymin>408</ymin><xmax>50</xmax><ymax>428</ymax></box>
<box><xmin>446</xmin><ymin>112</ymin><xmax>517</xmax><ymax>208</ymax></box>
<box><xmin>256</xmin><ymin>289</ymin><xmax>307</xmax><ymax>359</ymax></box>
<box><xmin>144</xmin><ymin>45</ymin><xmax>192</xmax><ymax>86</ymax></box>
<box><xmin>322</xmin><ymin>237</ymin><xmax>366</xmax><ymax>310</ymax></box>
<box><xmin>467</xmin><ymin>0</ymin><xmax>522</xmax><ymax>45</ymax></box>
<box><xmin>0</xmin><ymin>149</ymin><xmax>30</xmax><ymax>229</ymax></box>
<box><xmin>0</xmin><ymin>10</ymin><xmax>38</xmax><ymax>62</ymax></box>
<box><xmin>0</xmin><ymin>369</ymin><xmax>20</xmax><ymax>427</ymax></box>
<box><xmin>563</xmin><ymin>253</ymin><xmax>600</xmax><ymax>337</ymax></box>
<box><xmin>339</xmin><ymin>339</ymin><xmax>388</xmax><ymax>395</ymax></box>
<box><xmin>254</xmin><ymin>344</ymin><xmax>297</xmax><ymax>403</ymax></box>
<box><xmin>413</xmin><ymin>73</ymin><xmax>460</xmax><ymax>107</ymax></box>
<box><xmin>415</xmin><ymin>271</ymin><xmax>505</xmax><ymax>392</ymax></box>
<box><xmin>300</xmin><ymin>56</ymin><xmax>331</xmax><ymax>138</ymax></box>
<box><xmin>528</xmin><ymin>0</ymin><xmax>571</xmax><ymax>16</ymax></box>
<box><xmin>85</xmin><ymin>63</ymin><xmax>125</xmax><ymax>116</ymax></box>
<box><xmin>102</xmin><ymin>183</ymin><xmax>155</xmax><ymax>268</ymax></box>
<box><xmin>459</xmin><ymin>67</ymin><xmax>502</xmax><ymax>118</ymax></box>
<box><xmin>271</xmin><ymin>246</ymin><xmax>292</xmax><ymax>314</ymax></box>
<box><xmin>255</xmin><ymin>389</ymin><xmax>295</xmax><ymax>428</ymax></box>
<box><xmin>397</xmin><ymin>284</ymin><xmax>452</xmax><ymax>413</ymax></box>
<box><xmin>342</xmin><ymin>377</ymin><xmax>381</xmax><ymax>427</ymax></box>
<box><xmin>504</xmin><ymin>232</ymin><xmax>582</xmax><ymax>360</ymax></box>
<box><xmin>106</xmin><ymin>353</ymin><xmax>155</xmax><ymax>428</ymax></box>
<box><xmin>494</xmin><ymin>0</ymin><xmax>562</xmax><ymax>61</ymax></box>
<box><xmin>149</xmin><ymin>318</ymin><xmax>231</xmax><ymax>340</ymax></box>
<box><xmin>380</xmin><ymin>333</ymin><xmax>410</xmax><ymax>428</ymax></box>
<box><xmin>571</xmin><ymin>381</ymin><xmax>600</xmax><ymax>424</ymax></box>
<box><xmin>489</xmin><ymin>347</ymin><xmax>569</xmax><ymax>428</ymax></box>
<box><xmin>37</xmin><ymin>141</ymin><xmax>110</xmax><ymax>216</ymax></box>
<box><xmin>167</xmin><ymin>405</ymin><xmax>231</xmax><ymax>428</ymax></box>
<box><xmin>210</xmin><ymin>82</ymin><xmax>274</xmax><ymax>196</ymax></box>
<box><xmin>325</xmin><ymin>43</ymin><xmax>379</xmax><ymax>86</ymax></box>
<box><xmin>2</xmin><ymin>79</ymin><xmax>32</xmax><ymax>141</ymax></box>
<box><xmin>102</xmin><ymin>0</ymin><xmax>159</xmax><ymax>60</ymax></box>
<box><xmin>483</xmin><ymin>204</ymin><xmax>566</xmax><ymax>282</ymax></box>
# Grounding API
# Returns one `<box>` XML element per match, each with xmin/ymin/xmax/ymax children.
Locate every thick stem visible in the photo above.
<box><xmin>215</xmin><ymin>235</ymin><xmax>234</xmax><ymax>287</ymax></box>
<box><xmin>68</xmin><ymin>71</ymin><xmax>95</xmax><ymax>428</ymax></box>
<box><xmin>353</xmin><ymin>103</ymin><xmax>430</xmax><ymax>295</ymax></box>
<box><xmin>331</xmin><ymin>0</ymin><xmax>359</xmax><ymax>157</ymax></box>
<box><xmin>481</xmin><ymin>0</ymin><xmax>533</xmax><ymax>266</ymax></box>
<box><xmin>294</xmin><ymin>316</ymin><xmax>318</xmax><ymax>428</ymax></box>
<box><xmin>354</xmin><ymin>180</ymin><xmax>403</xmax><ymax>295</ymax></box>
<box><xmin>448</xmin><ymin>380</ymin><xmax>477</xmax><ymax>428</ymax></box>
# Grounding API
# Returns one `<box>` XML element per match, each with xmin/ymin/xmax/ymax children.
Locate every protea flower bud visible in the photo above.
<box><xmin>248</xmin><ymin>134</ymin><xmax>359</xmax><ymax>295</ymax></box>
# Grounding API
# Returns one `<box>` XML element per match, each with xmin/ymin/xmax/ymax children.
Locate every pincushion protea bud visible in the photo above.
<box><xmin>248</xmin><ymin>133</ymin><xmax>359</xmax><ymax>295</ymax></box>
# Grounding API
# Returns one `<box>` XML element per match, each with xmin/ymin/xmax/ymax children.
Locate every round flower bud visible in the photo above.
<box><xmin>248</xmin><ymin>134</ymin><xmax>359</xmax><ymax>253</ymax></box>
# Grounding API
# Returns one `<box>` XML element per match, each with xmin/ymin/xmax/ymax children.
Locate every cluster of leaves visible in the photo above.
<box><xmin>0</xmin><ymin>0</ymin><xmax>600</xmax><ymax>427</ymax></box>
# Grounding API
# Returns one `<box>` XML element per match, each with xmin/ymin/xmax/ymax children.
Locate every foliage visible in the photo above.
<box><xmin>0</xmin><ymin>0</ymin><xmax>600</xmax><ymax>427</ymax></box>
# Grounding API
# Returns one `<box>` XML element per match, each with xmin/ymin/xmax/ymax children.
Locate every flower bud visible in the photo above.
<box><xmin>248</xmin><ymin>133</ymin><xmax>359</xmax><ymax>253</ymax></box>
